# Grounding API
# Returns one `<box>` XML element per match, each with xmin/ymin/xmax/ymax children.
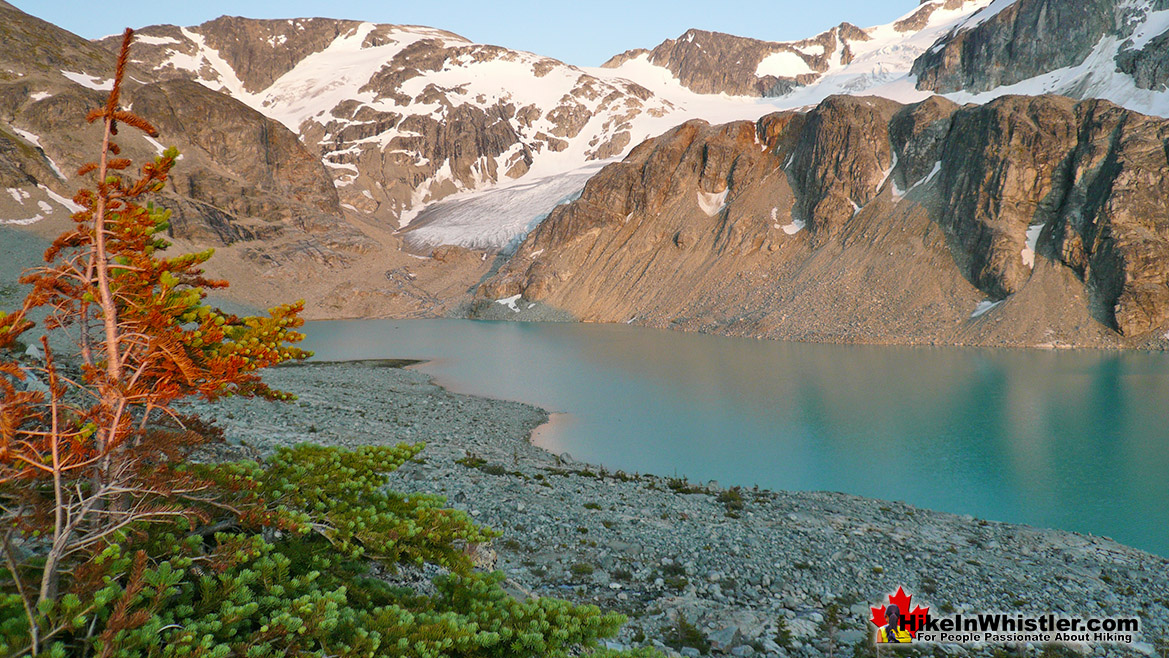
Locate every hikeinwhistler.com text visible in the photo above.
<box><xmin>907</xmin><ymin>613</ymin><xmax>1141</xmax><ymax>645</ymax></box>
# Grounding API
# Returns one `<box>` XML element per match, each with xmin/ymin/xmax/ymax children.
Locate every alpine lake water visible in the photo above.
<box><xmin>301</xmin><ymin>318</ymin><xmax>1169</xmax><ymax>557</ymax></box>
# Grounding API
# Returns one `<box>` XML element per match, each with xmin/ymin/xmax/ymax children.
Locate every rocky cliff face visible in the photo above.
<box><xmin>129</xmin><ymin>80</ymin><xmax>351</xmax><ymax>243</ymax></box>
<box><xmin>914</xmin><ymin>0</ymin><xmax>1169</xmax><ymax>98</ymax></box>
<box><xmin>0</xmin><ymin>5</ymin><xmax>365</xmax><ymax>253</ymax></box>
<box><xmin>0</xmin><ymin>2</ymin><xmax>502</xmax><ymax>320</ymax></box>
<box><xmin>478</xmin><ymin>94</ymin><xmax>1169</xmax><ymax>347</ymax></box>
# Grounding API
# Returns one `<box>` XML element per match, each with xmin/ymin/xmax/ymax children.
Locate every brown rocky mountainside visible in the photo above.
<box><xmin>0</xmin><ymin>2</ymin><xmax>350</xmax><ymax>248</ymax></box>
<box><xmin>477</xmin><ymin>94</ymin><xmax>1169</xmax><ymax>349</ymax></box>
<box><xmin>0</xmin><ymin>1</ymin><xmax>495</xmax><ymax>319</ymax></box>
<box><xmin>0</xmin><ymin>1</ymin><xmax>346</xmax><ymax>246</ymax></box>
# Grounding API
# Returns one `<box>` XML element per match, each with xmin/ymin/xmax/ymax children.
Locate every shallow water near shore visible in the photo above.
<box><xmin>301</xmin><ymin>318</ymin><xmax>1169</xmax><ymax>557</ymax></box>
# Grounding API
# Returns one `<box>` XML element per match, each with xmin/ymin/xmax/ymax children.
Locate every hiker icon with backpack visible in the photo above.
<box><xmin>876</xmin><ymin>604</ymin><xmax>913</xmax><ymax>643</ymax></box>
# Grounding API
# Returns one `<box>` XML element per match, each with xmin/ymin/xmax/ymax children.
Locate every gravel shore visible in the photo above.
<box><xmin>187</xmin><ymin>361</ymin><xmax>1169</xmax><ymax>657</ymax></box>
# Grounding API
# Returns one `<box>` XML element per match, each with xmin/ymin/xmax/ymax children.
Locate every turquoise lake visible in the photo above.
<box><xmin>301</xmin><ymin>318</ymin><xmax>1169</xmax><ymax>557</ymax></box>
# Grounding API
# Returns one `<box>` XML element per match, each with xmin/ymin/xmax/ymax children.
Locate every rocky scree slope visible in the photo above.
<box><xmin>477</xmin><ymin>94</ymin><xmax>1169</xmax><ymax>348</ymax></box>
<box><xmin>187</xmin><ymin>362</ymin><xmax>1169</xmax><ymax>658</ymax></box>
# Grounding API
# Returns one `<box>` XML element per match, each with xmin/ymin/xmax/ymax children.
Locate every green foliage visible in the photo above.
<box><xmin>716</xmin><ymin>488</ymin><xmax>745</xmax><ymax>513</ymax></box>
<box><xmin>774</xmin><ymin>616</ymin><xmax>793</xmax><ymax>649</ymax></box>
<box><xmin>664</xmin><ymin>613</ymin><xmax>709</xmax><ymax>654</ymax></box>
<box><xmin>665</xmin><ymin>477</ymin><xmax>704</xmax><ymax>494</ymax></box>
<box><xmin>259</xmin><ymin>443</ymin><xmax>498</xmax><ymax>570</ymax></box>
<box><xmin>0</xmin><ymin>443</ymin><xmax>659</xmax><ymax>658</ymax></box>
<box><xmin>657</xmin><ymin>562</ymin><xmax>689</xmax><ymax>592</ymax></box>
<box><xmin>570</xmin><ymin>563</ymin><xmax>596</xmax><ymax>577</ymax></box>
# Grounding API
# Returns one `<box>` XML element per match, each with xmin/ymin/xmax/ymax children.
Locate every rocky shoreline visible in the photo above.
<box><xmin>181</xmin><ymin>360</ymin><xmax>1169</xmax><ymax>657</ymax></box>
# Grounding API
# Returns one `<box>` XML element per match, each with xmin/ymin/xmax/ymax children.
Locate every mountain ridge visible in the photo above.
<box><xmin>99</xmin><ymin>17</ymin><xmax>696</xmax><ymax>231</ymax></box>
<box><xmin>475</xmin><ymin>93</ymin><xmax>1169</xmax><ymax>348</ymax></box>
<box><xmin>3</xmin><ymin>0</ymin><xmax>1169</xmax><ymax>347</ymax></box>
<box><xmin>600</xmin><ymin>1</ymin><xmax>989</xmax><ymax>100</ymax></box>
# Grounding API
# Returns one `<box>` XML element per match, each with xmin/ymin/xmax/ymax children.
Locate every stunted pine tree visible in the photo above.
<box><xmin>1</xmin><ymin>29</ymin><xmax>655</xmax><ymax>658</ymax></box>
<box><xmin>0</xmin><ymin>30</ymin><xmax>308</xmax><ymax>654</ymax></box>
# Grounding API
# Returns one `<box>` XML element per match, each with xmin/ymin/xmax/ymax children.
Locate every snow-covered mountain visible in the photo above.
<box><xmin>610</xmin><ymin>0</ymin><xmax>1169</xmax><ymax>119</ymax></box>
<box><xmin>7</xmin><ymin>0</ymin><xmax>1169</xmax><ymax>345</ymax></box>
<box><xmin>107</xmin><ymin>18</ymin><xmax>792</xmax><ymax>247</ymax></box>
<box><xmin>105</xmin><ymin>1</ymin><xmax>1009</xmax><ymax>251</ymax></box>
<box><xmin>125</xmin><ymin>0</ymin><xmax>1169</xmax><ymax>254</ymax></box>
<box><xmin>601</xmin><ymin>0</ymin><xmax>995</xmax><ymax>105</ymax></box>
<box><xmin>22</xmin><ymin>0</ymin><xmax>1169</xmax><ymax>257</ymax></box>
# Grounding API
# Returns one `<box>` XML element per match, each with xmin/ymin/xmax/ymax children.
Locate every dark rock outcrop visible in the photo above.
<box><xmin>1045</xmin><ymin>100</ymin><xmax>1169</xmax><ymax>335</ymax></box>
<box><xmin>129</xmin><ymin>80</ymin><xmax>342</xmax><ymax>233</ymax></box>
<box><xmin>913</xmin><ymin>0</ymin><xmax>1169</xmax><ymax>94</ymax></box>
<box><xmin>602</xmin><ymin>26</ymin><xmax>862</xmax><ymax>98</ymax></box>
<box><xmin>788</xmin><ymin>96</ymin><xmax>901</xmax><ymax>243</ymax></box>
<box><xmin>1115</xmin><ymin>29</ymin><xmax>1169</xmax><ymax>92</ymax></box>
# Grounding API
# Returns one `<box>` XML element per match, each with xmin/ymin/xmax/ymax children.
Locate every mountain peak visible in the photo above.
<box><xmin>600</xmin><ymin>1</ymin><xmax>991</xmax><ymax>100</ymax></box>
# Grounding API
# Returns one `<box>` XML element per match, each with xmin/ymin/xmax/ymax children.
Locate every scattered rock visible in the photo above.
<box><xmin>183</xmin><ymin>362</ymin><xmax>1169</xmax><ymax>657</ymax></box>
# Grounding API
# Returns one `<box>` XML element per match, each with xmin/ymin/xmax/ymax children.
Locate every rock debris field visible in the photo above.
<box><xmin>184</xmin><ymin>361</ymin><xmax>1169</xmax><ymax>657</ymax></box>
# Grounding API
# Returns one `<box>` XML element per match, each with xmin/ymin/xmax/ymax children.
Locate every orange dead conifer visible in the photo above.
<box><xmin>0</xmin><ymin>29</ymin><xmax>310</xmax><ymax>655</ymax></box>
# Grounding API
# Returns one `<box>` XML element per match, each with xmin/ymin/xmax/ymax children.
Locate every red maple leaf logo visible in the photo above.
<box><xmin>869</xmin><ymin>587</ymin><xmax>930</xmax><ymax>637</ymax></box>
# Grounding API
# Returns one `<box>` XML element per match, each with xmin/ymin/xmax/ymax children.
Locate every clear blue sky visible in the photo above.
<box><xmin>19</xmin><ymin>1</ymin><xmax>917</xmax><ymax>67</ymax></box>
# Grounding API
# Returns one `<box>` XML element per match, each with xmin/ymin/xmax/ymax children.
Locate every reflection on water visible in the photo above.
<box><xmin>301</xmin><ymin>318</ymin><xmax>1169</xmax><ymax>556</ymax></box>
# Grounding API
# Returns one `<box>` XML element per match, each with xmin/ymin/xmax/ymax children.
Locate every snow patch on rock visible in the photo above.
<box><xmin>697</xmin><ymin>189</ymin><xmax>729</xmax><ymax>217</ymax></box>
<box><xmin>1021</xmin><ymin>223</ymin><xmax>1045</xmax><ymax>268</ymax></box>
<box><xmin>756</xmin><ymin>51</ymin><xmax>813</xmax><ymax>79</ymax></box>
<box><xmin>0</xmin><ymin>214</ymin><xmax>43</xmax><ymax>226</ymax></box>
<box><xmin>12</xmin><ymin>128</ymin><xmax>67</xmax><ymax>179</ymax></box>
<box><xmin>495</xmin><ymin>294</ymin><xmax>522</xmax><ymax>312</ymax></box>
<box><xmin>134</xmin><ymin>34</ymin><xmax>182</xmax><ymax>46</ymax></box>
<box><xmin>37</xmin><ymin>185</ymin><xmax>83</xmax><ymax>212</ymax></box>
<box><xmin>972</xmin><ymin>299</ymin><xmax>1004</xmax><ymax>318</ymax></box>
<box><xmin>782</xmin><ymin>217</ymin><xmax>806</xmax><ymax>235</ymax></box>
<box><xmin>60</xmin><ymin>70</ymin><xmax>113</xmax><ymax>90</ymax></box>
